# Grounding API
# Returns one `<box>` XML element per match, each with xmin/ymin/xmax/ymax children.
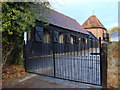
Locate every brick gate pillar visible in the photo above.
<box><xmin>107</xmin><ymin>42</ymin><xmax>120</xmax><ymax>88</ymax></box>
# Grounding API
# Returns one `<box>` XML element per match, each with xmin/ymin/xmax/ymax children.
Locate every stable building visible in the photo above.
<box><xmin>82</xmin><ymin>15</ymin><xmax>108</xmax><ymax>42</ymax></box>
<box><xmin>26</xmin><ymin>8</ymin><xmax>90</xmax><ymax>57</ymax></box>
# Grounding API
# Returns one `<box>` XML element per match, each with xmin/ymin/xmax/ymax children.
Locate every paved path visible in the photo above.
<box><xmin>2</xmin><ymin>74</ymin><xmax>102</xmax><ymax>88</ymax></box>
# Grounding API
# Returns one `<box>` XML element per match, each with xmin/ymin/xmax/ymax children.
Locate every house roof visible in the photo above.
<box><xmin>82</xmin><ymin>15</ymin><xmax>106</xmax><ymax>30</ymax></box>
<box><xmin>39</xmin><ymin>8</ymin><xmax>89</xmax><ymax>35</ymax></box>
<box><xmin>109</xmin><ymin>32</ymin><xmax>120</xmax><ymax>38</ymax></box>
<box><xmin>87</xmin><ymin>31</ymin><xmax>98</xmax><ymax>41</ymax></box>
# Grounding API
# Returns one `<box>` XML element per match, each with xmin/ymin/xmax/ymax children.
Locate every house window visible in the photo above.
<box><xmin>44</xmin><ymin>31</ymin><xmax>50</xmax><ymax>43</ymax></box>
<box><xmin>59</xmin><ymin>33</ymin><xmax>64</xmax><ymax>43</ymax></box>
<box><xmin>35</xmin><ymin>26</ymin><xmax>43</xmax><ymax>42</ymax></box>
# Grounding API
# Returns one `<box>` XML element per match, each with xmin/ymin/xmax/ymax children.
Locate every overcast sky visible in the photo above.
<box><xmin>48</xmin><ymin>0</ymin><xmax>119</xmax><ymax>30</ymax></box>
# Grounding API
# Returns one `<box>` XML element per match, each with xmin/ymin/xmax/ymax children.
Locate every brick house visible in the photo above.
<box><xmin>82</xmin><ymin>15</ymin><xmax>108</xmax><ymax>42</ymax></box>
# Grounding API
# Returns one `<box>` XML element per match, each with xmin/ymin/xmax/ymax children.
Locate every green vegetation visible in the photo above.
<box><xmin>91</xmin><ymin>25</ymin><xmax>95</xmax><ymax>28</ymax></box>
<box><xmin>2</xmin><ymin>1</ymin><xmax>50</xmax><ymax>65</ymax></box>
<box><xmin>107</xmin><ymin>27</ymin><xmax>120</xmax><ymax>34</ymax></box>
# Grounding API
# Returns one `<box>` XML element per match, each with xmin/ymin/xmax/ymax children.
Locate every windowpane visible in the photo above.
<box><xmin>70</xmin><ymin>35</ymin><xmax>74</xmax><ymax>44</ymax></box>
<box><xmin>79</xmin><ymin>37</ymin><xmax>81</xmax><ymax>43</ymax></box>
<box><xmin>44</xmin><ymin>31</ymin><xmax>50</xmax><ymax>43</ymax></box>
<box><xmin>59</xmin><ymin>34</ymin><xmax>64</xmax><ymax>43</ymax></box>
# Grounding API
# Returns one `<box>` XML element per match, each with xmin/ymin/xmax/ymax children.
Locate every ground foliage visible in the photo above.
<box><xmin>2</xmin><ymin>65</ymin><xmax>29</xmax><ymax>82</ymax></box>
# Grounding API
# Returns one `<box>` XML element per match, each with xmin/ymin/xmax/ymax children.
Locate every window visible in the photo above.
<box><xmin>85</xmin><ymin>38</ymin><xmax>88</xmax><ymax>44</ymax></box>
<box><xmin>78</xmin><ymin>37</ymin><xmax>81</xmax><ymax>43</ymax></box>
<box><xmin>44</xmin><ymin>31</ymin><xmax>50</xmax><ymax>43</ymax></box>
<box><xmin>54</xmin><ymin>31</ymin><xmax>59</xmax><ymax>42</ymax></box>
<box><xmin>74</xmin><ymin>36</ymin><xmax>79</xmax><ymax>43</ymax></box>
<box><xmin>70</xmin><ymin>35</ymin><xmax>74</xmax><ymax>44</ymax></box>
<box><xmin>66</xmin><ymin>34</ymin><xmax>70</xmax><ymax>43</ymax></box>
<box><xmin>24</xmin><ymin>31</ymin><xmax>27</xmax><ymax>44</ymax></box>
<box><xmin>59</xmin><ymin>33</ymin><xmax>64</xmax><ymax>43</ymax></box>
<box><xmin>83</xmin><ymin>38</ymin><xmax>86</xmax><ymax>44</ymax></box>
<box><xmin>35</xmin><ymin>26</ymin><xmax>43</xmax><ymax>42</ymax></box>
<box><xmin>81</xmin><ymin>37</ymin><xmax>85</xmax><ymax>44</ymax></box>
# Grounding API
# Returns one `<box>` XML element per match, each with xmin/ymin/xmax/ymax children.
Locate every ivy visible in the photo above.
<box><xmin>91</xmin><ymin>25</ymin><xmax>95</xmax><ymax>28</ymax></box>
<box><xmin>2</xmin><ymin>1</ymin><xmax>50</xmax><ymax>65</ymax></box>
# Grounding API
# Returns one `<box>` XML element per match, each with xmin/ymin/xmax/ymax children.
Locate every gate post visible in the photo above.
<box><xmin>23</xmin><ymin>41</ymin><xmax>28</xmax><ymax>72</ymax></box>
<box><xmin>101</xmin><ymin>42</ymin><xmax>108</xmax><ymax>88</ymax></box>
<box><xmin>52</xmin><ymin>31</ymin><xmax>56</xmax><ymax>77</ymax></box>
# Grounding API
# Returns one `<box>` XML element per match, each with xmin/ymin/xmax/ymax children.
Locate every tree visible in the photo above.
<box><xmin>107</xmin><ymin>27</ymin><xmax>120</xmax><ymax>34</ymax></box>
<box><xmin>2</xmin><ymin>1</ymin><xmax>50</xmax><ymax>65</ymax></box>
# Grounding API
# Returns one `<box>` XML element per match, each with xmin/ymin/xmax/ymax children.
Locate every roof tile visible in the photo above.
<box><xmin>82</xmin><ymin>15</ymin><xmax>106</xmax><ymax>30</ymax></box>
<box><xmin>39</xmin><ymin>8</ymin><xmax>89</xmax><ymax>35</ymax></box>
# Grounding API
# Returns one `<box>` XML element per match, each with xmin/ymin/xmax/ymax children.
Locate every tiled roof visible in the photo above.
<box><xmin>39</xmin><ymin>8</ymin><xmax>89</xmax><ymax>35</ymax></box>
<box><xmin>109</xmin><ymin>32</ymin><xmax>120</xmax><ymax>38</ymax></box>
<box><xmin>82</xmin><ymin>15</ymin><xmax>106</xmax><ymax>30</ymax></box>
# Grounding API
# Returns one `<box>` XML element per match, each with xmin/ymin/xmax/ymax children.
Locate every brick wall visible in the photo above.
<box><xmin>86</xmin><ymin>28</ymin><xmax>106</xmax><ymax>42</ymax></box>
<box><xmin>107</xmin><ymin>42</ymin><xmax>120</xmax><ymax>88</ymax></box>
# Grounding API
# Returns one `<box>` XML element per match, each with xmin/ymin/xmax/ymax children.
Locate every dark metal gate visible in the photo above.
<box><xmin>24</xmin><ymin>32</ymin><xmax>103</xmax><ymax>86</ymax></box>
